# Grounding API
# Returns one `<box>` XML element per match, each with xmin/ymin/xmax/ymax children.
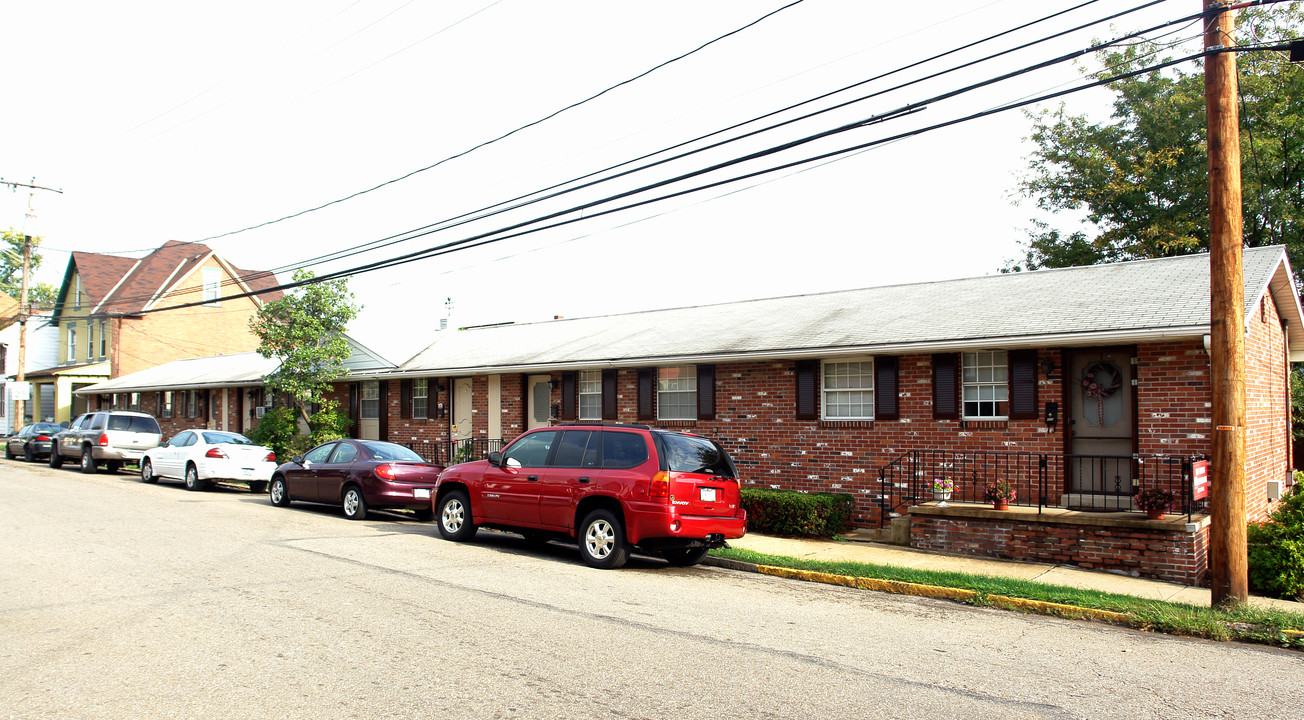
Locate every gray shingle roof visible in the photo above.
<box><xmin>389</xmin><ymin>246</ymin><xmax>1302</xmax><ymax>374</ymax></box>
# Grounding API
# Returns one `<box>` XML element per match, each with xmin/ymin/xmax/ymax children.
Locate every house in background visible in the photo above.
<box><xmin>345</xmin><ymin>246</ymin><xmax>1301</xmax><ymax>585</ymax></box>
<box><xmin>0</xmin><ymin>306</ymin><xmax>60</xmax><ymax>432</ymax></box>
<box><xmin>28</xmin><ymin>240</ymin><xmax>282</xmax><ymax>423</ymax></box>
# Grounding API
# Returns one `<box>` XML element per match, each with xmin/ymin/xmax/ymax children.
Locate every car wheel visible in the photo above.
<box><xmin>437</xmin><ymin>490</ymin><xmax>476</xmax><ymax>541</ymax></box>
<box><xmin>80</xmin><ymin>447</ymin><xmax>97</xmax><ymax>474</ymax></box>
<box><xmin>342</xmin><ymin>486</ymin><xmax>367</xmax><ymax>520</ymax></box>
<box><xmin>184</xmin><ymin>464</ymin><xmax>206</xmax><ymax>491</ymax></box>
<box><xmin>578</xmin><ymin>509</ymin><xmax>629</xmax><ymax>569</ymax></box>
<box><xmin>48</xmin><ymin>449</ymin><xmax>63</xmax><ymax>469</ymax></box>
<box><xmin>413</xmin><ymin>507</ymin><xmax>434</xmax><ymax>522</ymax></box>
<box><xmin>5</xmin><ymin>444</ymin><xmax>15</xmax><ymax>460</ymax></box>
<box><xmin>23</xmin><ymin>445</ymin><xmax>34</xmax><ymax>463</ymax></box>
<box><xmin>269</xmin><ymin>476</ymin><xmax>291</xmax><ymax>507</ymax></box>
<box><xmin>140</xmin><ymin>459</ymin><xmax>159</xmax><ymax>484</ymax></box>
<box><xmin>249</xmin><ymin>481</ymin><xmax>268</xmax><ymax>494</ymax></box>
<box><xmin>662</xmin><ymin>547</ymin><xmax>710</xmax><ymax>567</ymax></box>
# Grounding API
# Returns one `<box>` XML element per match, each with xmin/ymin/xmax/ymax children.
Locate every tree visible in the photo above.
<box><xmin>0</xmin><ymin>228</ymin><xmax>57</xmax><ymax>309</ymax></box>
<box><xmin>249</xmin><ymin>269</ymin><xmax>360</xmax><ymax>453</ymax></box>
<box><xmin>1009</xmin><ymin>5</ymin><xmax>1304</xmax><ymax>275</ymax></box>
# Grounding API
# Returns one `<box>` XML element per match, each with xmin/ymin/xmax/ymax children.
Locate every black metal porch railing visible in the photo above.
<box><xmin>405</xmin><ymin>438</ymin><xmax>505</xmax><ymax>466</ymax></box>
<box><xmin>879</xmin><ymin>450</ymin><xmax>1206</xmax><ymax>523</ymax></box>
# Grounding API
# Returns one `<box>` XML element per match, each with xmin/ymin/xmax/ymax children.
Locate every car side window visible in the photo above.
<box><xmin>551</xmin><ymin>430</ymin><xmax>596</xmax><ymax>468</ymax></box>
<box><xmin>329</xmin><ymin>443</ymin><xmax>358</xmax><ymax>464</ymax></box>
<box><xmin>503</xmin><ymin>431</ymin><xmax>558</xmax><ymax>468</ymax></box>
<box><xmin>71</xmin><ymin>415</ymin><xmax>89</xmax><ymax>430</ymax></box>
<box><xmin>170</xmin><ymin>431</ymin><xmax>192</xmax><ymax>447</ymax></box>
<box><xmin>89</xmin><ymin>414</ymin><xmax>107</xmax><ymax>431</ymax></box>
<box><xmin>602</xmin><ymin>432</ymin><xmax>649</xmax><ymax>469</ymax></box>
<box><xmin>304</xmin><ymin>443</ymin><xmax>335</xmax><ymax>464</ymax></box>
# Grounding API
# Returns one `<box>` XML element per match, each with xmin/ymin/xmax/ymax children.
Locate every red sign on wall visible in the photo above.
<box><xmin>1192</xmin><ymin>460</ymin><xmax>1209</xmax><ymax>501</ymax></box>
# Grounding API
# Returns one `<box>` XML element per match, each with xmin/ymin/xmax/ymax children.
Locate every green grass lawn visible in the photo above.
<box><xmin>710</xmin><ymin>546</ymin><xmax>1304</xmax><ymax>649</ymax></box>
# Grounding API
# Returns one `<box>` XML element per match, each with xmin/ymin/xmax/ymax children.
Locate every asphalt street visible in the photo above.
<box><xmin>1</xmin><ymin>459</ymin><xmax>1299</xmax><ymax>719</ymax></box>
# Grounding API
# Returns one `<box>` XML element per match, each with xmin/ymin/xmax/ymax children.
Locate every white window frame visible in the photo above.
<box><xmin>361</xmin><ymin>381</ymin><xmax>379</xmax><ymax>420</ymax></box>
<box><xmin>202</xmin><ymin>268</ymin><xmax>221</xmax><ymax>305</ymax></box>
<box><xmin>962</xmin><ymin>350</ymin><xmax>1009</xmax><ymax>420</ymax></box>
<box><xmin>99</xmin><ymin>319</ymin><xmax>107</xmax><ymax>358</ymax></box>
<box><xmin>161</xmin><ymin>391</ymin><xmax>174</xmax><ymax>419</ymax></box>
<box><xmin>821</xmin><ymin>358</ymin><xmax>875</xmax><ymax>421</ymax></box>
<box><xmin>74</xmin><ymin>275</ymin><xmax>81</xmax><ymax>310</ymax></box>
<box><xmin>129</xmin><ymin>392</ymin><xmax>141</xmax><ymax>412</ymax></box>
<box><xmin>578</xmin><ymin>370</ymin><xmax>602</xmax><ymax>420</ymax></box>
<box><xmin>87</xmin><ymin>321</ymin><xmax>94</xmax><ymax>361</ymax></box>
<box><xmin>412</xmin><ymin>379</ymin><xmax>429</xmax><ymax>420</ymax></box>
<box><xmin>67</xmin><ymin>323</ymin><xmax>76</xmax><ymax>363</ymax></box>
<box><xmin>657</xmin><ymin>365</ymin><xmax>697</xmax><ymax>421</ymax></box>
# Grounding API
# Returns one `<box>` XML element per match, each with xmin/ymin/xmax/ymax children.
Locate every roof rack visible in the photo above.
<box><xmin>555</xmin><ymin>421</ymin><xmax>652</xmax><ymax>430</ymax></box>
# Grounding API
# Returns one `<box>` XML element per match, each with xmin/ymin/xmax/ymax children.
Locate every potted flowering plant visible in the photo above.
<box><xmin>931</xmin><ymin>477</ymin><xmax>954</xmax><ymax>507</ymax></box>
<box><xmin>983</xmin><ymin>480</ymin><xmax>1016</xmax><ymax>510</ymax></box>
<box><xmin>1135</xmin><ymin>488</ymin><xmax>1175</xmax><ymax>520</ymax></box>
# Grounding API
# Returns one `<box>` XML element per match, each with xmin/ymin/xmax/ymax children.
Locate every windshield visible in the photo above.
<box><xmin>202</xmin><ymin>432</ymin><xmax>255</xmax><ymax>445</ymax></box>
<box><xmin>361</xmin><ymin>441</ymin><xmax>424</xmax><ymax>462</ymax></box>
<box><xmin>656</xmin><ymin>433</ymin><xmax>736</xmax><ymax>477</ymax></box>
<box><xmin>107</xmin><ymin>415</ymin><xmax>161</xmax><ymax>434</ymax></box>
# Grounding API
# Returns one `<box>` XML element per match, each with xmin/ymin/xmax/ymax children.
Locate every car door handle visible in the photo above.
<box><xmin>528</xmin><ymin>475</ymin><xmax>539</xmax><ymax>482</ymax></box>
<box><xmin>577</xmin><ymin>477</ymin><xmax>591</xmax><ymax>484</ymax></box>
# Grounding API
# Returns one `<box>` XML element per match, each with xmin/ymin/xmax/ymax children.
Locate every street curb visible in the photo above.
<box><xmin>705</xmin><ymin>555</ymin><xmax>1127</xmax><ymax>624</ymax></box>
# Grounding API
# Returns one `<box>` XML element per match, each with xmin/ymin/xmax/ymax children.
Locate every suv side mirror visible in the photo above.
<box><xmin>487</xmin><ymin>451</ymin><xmax>502</xmax><ymax>467</ymax></box>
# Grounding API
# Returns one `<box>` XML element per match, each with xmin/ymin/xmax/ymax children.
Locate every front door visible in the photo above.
<box><xmin>526</xmin><ymin>375</ymin><xmax>552</xmax><ymax>430</ymax></box>
<box><xmin>358</xmin><ymin>381</ymin><xmax>380</xmax><ymax>440</ymax></box>
<box><xmin>1069</xmin><ymin>349</ymin><xmax>1135</xmax><ymax>496</ymax></box>
<box><xmin>452</xmin><ymin>378</ymin><xmax>473</xmax><ymax>441</ymax></box>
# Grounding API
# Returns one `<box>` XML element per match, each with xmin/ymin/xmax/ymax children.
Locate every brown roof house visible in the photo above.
<box><xmin>26</xmin><ymin>240</ymin><xmax>282</xmax><ymax>422</ymax></box>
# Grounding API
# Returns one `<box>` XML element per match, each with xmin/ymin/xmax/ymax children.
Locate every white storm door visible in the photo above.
<box><xmin>452</xmin><ymin>378</ymin><xmax>473</xmax><ymax>441</ymax></box>
<box><xmin>526</xmin><ymin>375</ymin><xmax>552</xmax><ymax>430</ymax></box>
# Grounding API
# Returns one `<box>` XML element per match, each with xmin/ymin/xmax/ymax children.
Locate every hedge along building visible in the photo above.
<box><xmin>356</xmin><ymin>247</ymin><xmax>1299</xmax><ymax>583</ymax></box>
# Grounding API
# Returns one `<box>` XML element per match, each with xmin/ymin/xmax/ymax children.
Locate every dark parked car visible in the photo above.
<box><xmin>268</xmin><ymin>439</ymin><xmax>444</xmax><ymax>520</ymax></box>
<box><xmin>433</xmin><ymin>422</ymin><xmax>747</xmax><ymax>569</ymax></box>
<box><xmin>5</xmin><ymin>422</ymin><xmax>63</xmax><ymax>462</ymax></box>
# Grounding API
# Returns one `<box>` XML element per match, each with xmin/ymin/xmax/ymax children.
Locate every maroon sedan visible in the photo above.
<box><xmin>268</xmin><ymin>439</ymin><xmax>444</xmax><ymax>521</ymax></box>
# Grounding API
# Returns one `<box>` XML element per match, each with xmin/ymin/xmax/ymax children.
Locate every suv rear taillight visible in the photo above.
<box><xmin>97</xmin><ymin>433</ymin><xmax>109</xmax><ymax>447</ymax></box>
<box><xmin>205</xmin><ymin>447</ymin><xmax>228</xmax><ymax>459</ymax></box>
<box><xmin>648</xmin><ymin>471</ymin><xmax>669</xmax><ymax>500</ymax></box>
<box><xmin>375</xmin><ymin>464</ymin><xmax>396</xmax><ymax>480</ymax></box>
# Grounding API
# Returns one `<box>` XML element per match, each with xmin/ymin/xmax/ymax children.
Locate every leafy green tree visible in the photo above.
<box><xmin>1009</xmin><ymin>5</ymin><xmax>1304</xmax><ymax>275</ymax></box>
<box><xmin>1</xmin><ymin>228</ymin><xmax>57</xmax><ymax>309</ymax></box>
<box><xmin>249</xmin><ymin>269</ymin><xmax>360</xmax><ymax>443</ymax></box>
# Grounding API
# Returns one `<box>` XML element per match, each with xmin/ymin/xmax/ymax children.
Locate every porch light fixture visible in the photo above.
<box><xmin>1039</xmin><ymin>358</ymin><xmax>1056</xmax><ymax>376</ymax></box>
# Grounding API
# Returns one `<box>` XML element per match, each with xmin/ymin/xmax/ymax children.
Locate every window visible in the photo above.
<box><xmin>361</xmin><ymin>381</ymin><xmax>379</xmax><ymax>419</ymax></box>
<box><xmin>109</xmin><ymin>415</ymin><xmax>160</xmax><ymax>433</ymax></box>
<box><xmin>578</xmin><ymin>371</ymin><xmax>602</xmax><ymax>420</ymax></box>
<box><xmin>89</xmin><ymin>413</ymin><xmax>107</xmax><ymax>431</ymax></box>
<box><xmin>160</xmin><ymin>391</ymin><xmax>174</xmax><ymax>419</ymax></box>
<box><xmin>412</xmin><ymin>379</ymin><xmax>429</xmax><ymax>419</ymax></box>
<box><xmin>304</xmin><ymin>443</ymin><xmax>335</xmax><ymax>464</ymax></box>
<box><xmin>87</xmin><ymin>322</ymin><xmax>94</xmax><ymax>361</ymax></box>
<box><xmin>128</xmin><ymin>392</ymin><xmax>141</xmax><ymax>412</ymax></box>
<box><xmin>962</xmin><ymin>350</ymin><xmax>1009</xmax><ymax>419</ymax></box>
<box><xmin>74</xmin><ymin>275</ymin><xmax>81</xmax><ymax>310</ymax></box>
<box><xmin>99</xmin><ymin>320</ymin><xmax>106</xmax><ymax>358</ymax></box>
<box><xmin>657</xmin><ymin>432</ymin><xmax>736</xmax><ymax>477</ymax></box>
<box><xmin>329</xmin><ymin>443</ymin><xmax>358</xmax><ymax>464</ymax></box>
<box><xmin>552</xmin><ymin>430</ymin><xmax>599</xmax><ymax>468</ymax></box>
<box><xmin>67</xmin><ymin>323</ymin><xmax>76</xmax><ymax>363</ymax></box>
<box><xmin>503</xmin><ymin>430</ymin><xmax>558</xmax><ymax>468</ymax></box>
<box><xmin>821</xmin><ymin>359</ymin><xmax>874</xmax><ymax>420</ymax></box>
<box><xmin>601</xmin><ymin>431</ymin><xmax>648</xmax><ymax>469</ymax></box>
<box><xmin>187</xmin><ymin>390</ymin><xmax>200</xmax><ymax>418</ymax></box>
<box><xmin>202</xmin><ymin>268</ymin><xmax>221</xmax><ymax>304</ymax></box>
<box><xmin>657</xmin><ymin>365</ymin><xmax>697</xmax><ymax>421</ymax></box>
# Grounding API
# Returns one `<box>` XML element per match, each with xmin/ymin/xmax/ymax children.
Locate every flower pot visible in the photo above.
<box><xmin>933</xmin><ymin>490</ymin><xmax>952</xmax><ymax>508</ymax></box>
<box><xmin>1145</xmin><ymin>509</ymin><xmax>1165</xmax><ymax>520</ymax></box>
<box><xmin>992</xmin><ymin>500</ymin><xmax>1009</xmax><ymax>511</ymax></box>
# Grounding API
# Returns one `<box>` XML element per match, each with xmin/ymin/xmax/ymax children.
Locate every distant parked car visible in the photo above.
<box><xmin>268</xmin><ymin>439</ymin><xmax>444</xmax><ymax>520</ymax></box>
<box><xmin>50</xmin><ymin>411</ymin><xmax>162</xmax><ymax>474</ymax></box>
<box><xmin>141</xmin><ymin>429</ymin><xmax>277</xmax><ymax>492</ymax></box>
<box><xmin>5</xmin><ymin>422</ymin><xmax>63</xmax><ymax>462</ymax></box>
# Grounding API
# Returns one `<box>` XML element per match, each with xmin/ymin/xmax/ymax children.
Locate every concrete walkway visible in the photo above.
<box><xmin>728</xmin><ymin>531</ymin><xmax>1303</xmax><ymax>613</ymax></box>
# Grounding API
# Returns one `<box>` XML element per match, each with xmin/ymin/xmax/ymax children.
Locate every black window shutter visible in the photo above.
<box><xmin>795</xmin><ymin>360</ymin><xmax>817</xmax><ymax>420</ymax></box>
<box><xmin>378</xmin><ymin>380</ymin><xmax>389</xmax><ymax>440</ymax></box>
<box><xmin>875</xmin><ymin>356</ymin><xmax>899</xmax><ymax>421</ymax></box>
<box><xmin>561</xmin><ymin>372</ymin><xmax>577</xmax><ymax>420</ymax></box>
<box><xmin>637</xmin><ymin>369</ymin><xmax>655</xmax><ymax>420</ymax></box>
<box><xmin>400</xmin><ymin>379</ymin><xmax>411</xmax><ymax>420</ymax></box>
<box><xmin>932</xmin><ymin>353</ymin><xmax>959</xmax><ymax>420</ymax></box>
<box><xmin>348</xmin><ymin>383</ymin><xmax>360</xmax><ymax>436</ymax></box>
<box><xmin>697</xmin><ymin>364</ymin><xmax>715</xmax><ymax>421</ymax></box>
<box><xmin>1009</xmin><ymin>349</ymin><xmax>1038</xmax><ymax>420</ymax></box>
<box><xmin>601</xmin><ymin>369</ymin><xmax>617</xmax><ymax>420</ymax></box>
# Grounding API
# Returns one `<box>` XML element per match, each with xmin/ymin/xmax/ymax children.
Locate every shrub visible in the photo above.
<box><xmin>247</xmin><ymin>406</ymin><xmax>298</xmax><ymax>462</ymax></box>
<box><xmin>741</xmin><ymin>487</ymin><xmax>855</xmax><ymax>538</ymax></box>
<box><xmin>1247</xmin><ymin>482</ymin><xmax>1304</xmax><ymax>601</ymax></box>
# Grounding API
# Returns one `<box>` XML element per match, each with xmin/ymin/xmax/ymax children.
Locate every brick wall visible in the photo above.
<box><xmin>1245</xmin><ymin>294</ymin><xmax>1291</xmax><ymax>522</ymax></box>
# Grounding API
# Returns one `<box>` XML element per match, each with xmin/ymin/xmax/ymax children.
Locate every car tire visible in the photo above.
<box><xmin>80</xmin><ymin>447</ymin><xmax>97</xmax><ymax>474</ymax></box>
<box><xmin>662</xmin><ymin>547</ymin><xmax>710</xmax><ymax>567</ymax></box>
<box><xmin>413</xmin><ymin>507</ymin><xmax>434</xmax><ymax>522</ymax></box>
<box><xmin>184</xmin><ymin>464</ymin><xmax>206</xmax><ymax>491</ymax></box>
<box><xmin>578</xmin><ymin>509</ymin><xmax>629</xmax><ymax>569</ymax></box>
<box><xmin>436</xmin><ymin>490</ymin><xmax>476</xmax><ymax>541</ymax></box>
<box><xmin>5</xmin><ymin>445</ymin><xmax>15</xmax><ymax>460</ymax></box>
<box><xmin>249</xmin><ymin>481</ymin><xmax>268</xmax><ymax>494</ymax></box>
<box><xmin>342</xmin><ymin>485</ymin><xmax>367</xmax><ymax>520</ymax></box>
<box><xmin>140</xmin><ymin>459</ymin><xmax>159</xmax><ymax>483</ymax></box>
<box><xmin>269</xmin><ymin>476</ymin><xmax>291</xmax><ymax>507</ymax></box>
<box><xmin>49</xmin><ymin>449</ymin><xmax>63</xmax><ymax>469</ymax></box>
<box><xmin>23</xmin><ymin>445</ymin><xmax>35</xmax><ymax>463</ymax></box>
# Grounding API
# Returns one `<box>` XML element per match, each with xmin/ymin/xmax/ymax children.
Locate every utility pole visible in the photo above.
<box><xmin>1204</xmin><ymin>0</ymin><xmax>1248</xmax><ymax>607</ymax></box>
<box><xmin>2</xmin><ymin>177</ymin><xmax>63</xmax><ymax>431</ymax></box>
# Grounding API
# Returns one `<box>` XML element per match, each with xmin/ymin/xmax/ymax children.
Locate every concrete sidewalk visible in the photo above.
<box><xmin>726</xmin><ymin>531</ymin><xmax>1303</xmax><ymax>613</ymax></box>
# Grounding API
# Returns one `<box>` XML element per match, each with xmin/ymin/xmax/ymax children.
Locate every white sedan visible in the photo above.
<box><xmin>141</xmin><ymin>429</ymin><xmax>277</xmax><ymax>492</ymax></box>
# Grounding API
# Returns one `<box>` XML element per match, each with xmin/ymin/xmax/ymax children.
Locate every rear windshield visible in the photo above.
<box><xmin>32</xmin><ymin>423</ymin><xmax>61</xmax><ymax>433</ymax></box>
<box><xmin>361</xmin><ymin>441</ymin><xmax>423</xmax><ymax>462</ymax></box>
<box><xmin>107</xmin><ymin>415</ymin><xmax>161</xmax><ymax>434</ymax></box>
<box><xmin>202</xmin><ymin>432</ymin><xmax>254</xmax><ymax>445</ymax></box>
<box><xmin>656</xmin><ymin>433</ymin><xmax>736</xmax><ymax>477</ymax></box>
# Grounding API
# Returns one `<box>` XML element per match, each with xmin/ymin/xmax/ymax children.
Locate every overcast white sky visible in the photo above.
<box><xmin>1</xmin><ymin>0</ymin><xmax>1198</xmax><ymax>362</ymax></box>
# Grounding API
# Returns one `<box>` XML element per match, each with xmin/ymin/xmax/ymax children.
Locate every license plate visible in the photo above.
<box><xmin>414</xmin><ymin>488</ymin><xmax>431</xmax><ymax>499</ymax></box>
<box><xmin>699</xmin><ymin>487</ymin><xmax>717</xmax><ymax>503</ymax></box>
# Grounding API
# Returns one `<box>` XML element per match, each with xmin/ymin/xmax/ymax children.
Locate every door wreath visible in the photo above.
<box><xmin>1081</xmin><ymin>361</ymin><xmax>1123</xmax><ymax>425</ymax></box>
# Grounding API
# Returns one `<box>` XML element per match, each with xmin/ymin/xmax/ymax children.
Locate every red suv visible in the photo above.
<box><xmin>433</xmin><ymin>423</ymin><xmax>746</xmax><ymax>568</ymax></box>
